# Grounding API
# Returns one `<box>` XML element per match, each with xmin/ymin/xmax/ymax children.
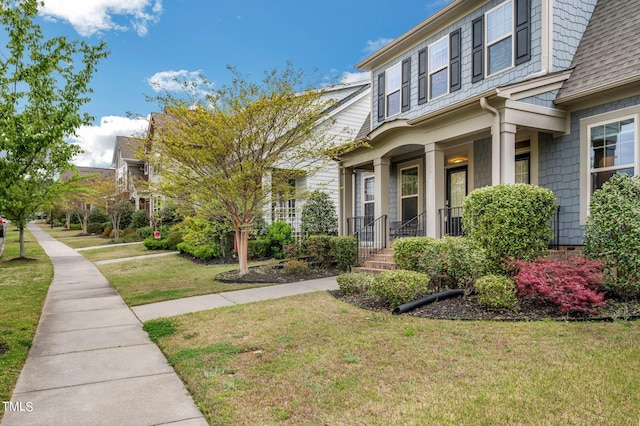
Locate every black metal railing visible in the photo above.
<box><xmin>438</xmin><ymin>207</ymin><xmax>464</xmax><ymax>238</ymax></box>
<box><xmin>390</xmin><ymin>211</ymin><xmax>427</xmax><ymax>238</ymax></box>
<box><xmin>347</xmin><ymin>215</ymin><xmax>388</xmax><ymax>265</ymax></box>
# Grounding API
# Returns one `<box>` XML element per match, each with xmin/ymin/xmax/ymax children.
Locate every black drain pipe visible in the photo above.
<box><xmin>392</xmin><ymin>289</ymin><xmax>465</xmax><ymax>315</ymax></box>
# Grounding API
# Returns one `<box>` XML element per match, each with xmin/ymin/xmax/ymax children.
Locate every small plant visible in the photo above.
<box><xmin>336</xmin><ymin>272</ymin><xmax>373</xmax><ymax>295</ymax></box>
<box><xmin>282</xmin><ymin>259</ymin><xmax>308</xmax><ymax>275</ymax></box>
<box><xmin>369</xmin><ymin>270</ymin><xmax>431</xmax><ymax>306</ymax></box>
<box><xmin>417</xmin><ymin>236</ymin><xmax>487</xmax><ymax>289</ymax></box>
<box><xmin>136</xmin><ymin>226</ymin><xmax>154</xmax><ymax>240</ymax></box>
<box><xmin>101</xmin><ymin>226</ymin><xmax>112</xmax><ymax>238</ymax></box>
<box><xmin>392</xmin><ymin>237</ymin><xmax>438</xmax><ymax>271</ymax></box>
<box><xmin>143</xmin><ymin>320</ymin><xmax>177</xmax><ymax>343</ymax></box>
<box><xmin>343</xmin><ymin>352</ymin><xmax>360</xmax><ymax>363</ymax></box>
<box><xmin>144</xmin><ymin>237</ymin><xmax>169</xmax><ymax>250</ymax></box>
<box><xmin>265</xmin><ymin>221</ymin><xmax>295</xmax><ymax>259</ymax></box>
<box><xmin>329</xmin><ymin>236</ymin><xmax>358</xmax><ymax>271</ymax></box>
<box><xmin>304</xmin><ymin>234</ymin><xmax>332</xmax><ymax>266</ymax></box>
<box><xmin>513</xmin><ymin>258</ymin><xmax>607</xmax><ymax>314</ymax></box>
<box><xmin>474</xmin><ymin>275</ymin><xmax>518</xmax><ymax>312</ymax></box>
<box><xmin>177</xmin><ymin>242</ymin><xmax>220</xmax><ymax>261</ymax></box>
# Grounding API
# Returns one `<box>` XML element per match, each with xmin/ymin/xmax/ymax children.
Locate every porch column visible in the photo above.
<box><xmin>339</xmin><ymin>166</ymin><xmax>354</xmax><ymax>236</ymax></box>
<box><xmin>373</xmin><ymin>157</ymin><xmax>390</xmax><ymax>246</ymax></box>
<box><xmin>425</xmin><ymin>143</ymin><xmax>445</xmax><ymax>238</ymax></box>
<box><xmin>500</xmin><ymin>123</ymin><xmax>517</xmax><ymax>184</ymax></box>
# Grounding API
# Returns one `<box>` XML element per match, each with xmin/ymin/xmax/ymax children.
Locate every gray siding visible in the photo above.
<box><xmin>519</xmin><ymin>89</ymin><xmax>560</xmax><ymax>108</ymax></box>
<box><xmin>372</xmin><ymin>0</ymin><xmax>543</xmax><ymax>131</ymax></box>
<box><xmin>538</xmin><ymin>94</ymin><xmax>640</xmax><ymax>245</ymax></box>
<box><xmin>552</xmin><ymin>0</ymin><xmax>598</xmax><ymax>71</ymax></box>
<box><xmin>473</xmin><ymin>137</ymin><xmax>492</xmax><ymax>189</ymax></box>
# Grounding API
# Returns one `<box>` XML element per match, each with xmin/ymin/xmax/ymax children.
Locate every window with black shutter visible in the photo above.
<box><xmin>377</xmin><ymin>73</ymin><xmax>385</xmax><ymax>122</ymax></box>
<box><xmin>418</xmin><ymin>48</ymin><xmax>427</xmax><ymax>104</ymax></box>
<box><xmin>401</xmin><ymin>58</ymin><xmax>411</xmax><ymax>112</ymax></box>
<box><xmin>449</xmin><ymin>29</ymin><xmax>461</xmax><ymax>92</ymax></box>
<box><xmin>472</xmin><ymin>16</ymin><xmax>484</xmax><ymax>82</ymax></box>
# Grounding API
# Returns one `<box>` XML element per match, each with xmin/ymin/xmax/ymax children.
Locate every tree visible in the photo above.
<box><xmin>0</xmin><ymin>0</ymin><xmax>108</xmax><ymax>202</ymax></box>
<box><xmin>150</xmin><ymin>64</ymin><xmax>336</xmax><ymax>274</ymax></box>
<box><xmin>90</xmin><ymin>176</ymin><xmax>133</xmax><ymax>239</ymax></box>
<box><xmin>301</xmin><ymin>191</ymin><xmax>338</xmax><ymax>236</ymax></box>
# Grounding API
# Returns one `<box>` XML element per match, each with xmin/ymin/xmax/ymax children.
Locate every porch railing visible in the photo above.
<box><xmin>438</xmin><ymin>207</ymin><xmax>464</xmax><ymax>238</ymax></box>
<box><xmin>390</xmin><ymin>211</ymin><xmax>427</xmax><ymax>238</ymax></box>
<box><xmin>549</xmin><ymin>205</ymin><xmax>561</xmax><ymax>249</ymax></box>
<box><xmin>347</xmin><ymin>215</ymin><xmax>388</xmax><ymax>265</ymax></box>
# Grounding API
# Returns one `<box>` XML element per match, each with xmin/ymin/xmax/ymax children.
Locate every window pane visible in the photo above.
<box><xmin>591</xmin><ymin>118</ymin><xmax>635</xmax><ymax>169</ymax></box>
<box><xmin>592</xmin><ymin>167</ymin><xmax>634</xmax><ymax>193</ymax></box>
<box><xmin>401</xmin><ymin>167</ymin><xmax>418</xmax><ymax>196</ymax></box>
<box><xmin>402</xmin><ymin>197</ymin><xmax>418</xmax><ymax>222</ymax></box>
<box><xmin>387</xmin><ymin>91</ymin><xmax>400</xmax><ymax>116</ymax></box>
<box><xmin>515</xmin><ymin>157</ymin><xmax>529</xmax><ymax>184</ymax></box>
<box><xmin>488</xmin><ymin>36</ymin><xmax>512</xmax><ymax>75</ymax></box>
<box><xmin>430</xmin><ymin>69</ymin><xmax>448</xmax><ymax>99</ymax></box>
<box><xmin>364</xmin><ymin>177</ymin><xmax>375</xmax><ymax>202</ymax></box>
<box><xmin>386</xmin><ymin>66</ymin><xmax>400</xmax><ymax>92</ymax></box>
<box><xmin>487</xmin><ymin>2</ymin><xmax>512</xmax><ymax>43</ymax></box>
<box><xmin>429</xmin><ymin>38</ymin><xmax>448</xmax><ymax>72</ymax></box>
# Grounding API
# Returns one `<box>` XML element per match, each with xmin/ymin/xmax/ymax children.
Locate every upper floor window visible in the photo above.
<box><xmin>385</xmin><ymin>64</ymin><xmax>401</xmax><ymax>117</ymax></box>
<box><xmin>429</xmin><ymin>37</ymin><xmax>449</xmax><ymax>99</ymax></box>
<box><xmin>486</xmin><ymin>1</ymin><xmax>513</xmax><ymax>76</ymax></box>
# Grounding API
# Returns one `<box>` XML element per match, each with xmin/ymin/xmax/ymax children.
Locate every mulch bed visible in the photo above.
<box><xmin>216</xmin><ymin>263</ymin><xmax>342</xmax><ymax>284</ymax></box>
<box><xmin>332</xmin><ymin>291</ymin><xmax>640</xmax><ymax>322</ymax></box>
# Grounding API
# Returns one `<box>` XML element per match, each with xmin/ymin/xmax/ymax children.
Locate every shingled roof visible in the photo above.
<box><xmin>116</xmin><ymin>136</ymin><xmax>142</xmax><ymax>160</ymax></box>
<box><xmin>556</xmin><ymin>0</ymin><xmax>640</xmax><ymax>104</ymax></box>
<box><xmin>60</xmin><ymin>166</ymin><xmax>114</xmax><ymax>181</ymax></box>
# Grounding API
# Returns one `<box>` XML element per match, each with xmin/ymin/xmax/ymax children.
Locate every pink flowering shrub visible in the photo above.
<box><xmin>513</xmin><ymin>258</ymin><xmax>607</xmax><ymax>314</ymax></box>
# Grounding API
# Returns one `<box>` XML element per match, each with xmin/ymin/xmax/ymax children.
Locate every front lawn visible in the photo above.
<box><xmin>80</xmin><ymin>243</ymin><xmax>171</xmax><ymax>262</ymax></box>
<box><xmin>96</xmin><ymin>255</ymin><xmax>269</xmax><ymax>306</ymax></box>
<box><xmin>149</xmin><ymin>291</ymin><xmax>640</xmax><ymax>425</ymax></box>
<box><xmin>0</xmin><ymin>228</ymin><xmax>52</xmax><ymax>421</ymax></box>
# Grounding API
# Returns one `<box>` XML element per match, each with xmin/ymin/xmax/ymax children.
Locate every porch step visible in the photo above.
<box><xmin>353</xmin><ymin>248</ymin><xmax>396</xmax><ymax>275</ymax></box>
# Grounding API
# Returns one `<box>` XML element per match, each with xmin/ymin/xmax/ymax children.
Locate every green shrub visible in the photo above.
<box><xmin>144</xmin><ymin>237</ymin><xmax>169</xmax><ymax>250</ymax></box>
<box><xmin>392</xmin><ymin>237</ymin><xmax>438</xmax><ymax>271</ymax></box>
<box><xmin>177</xmin><ymin>242</ymin><xmax>220</xmax><ymax>261</ymax></box>
<box><xmin>282</xmin><ymin>259</ymin><xmax>308</xmax><ymax>275</ymax></box>
<box><xmin>305</xmin><ymin>235</ymin><xmax>332</xmax><ymax>265</ymax></box>
<box><xmin>248</xmin><ymin>238</ymin><xmax>270</xmax><ymax>260</ymax></box>
<box><xmin>102</xmin><ymin>226</ymin><xmax>112</xmax><ymax>238</ymax></box>
<box><xmin>87</xmin><ymin>209</ymin><xmax>108</xmax><ymax>224</ymax></box>
<box><xmin>584</xmin><ymin>174</ymin><xmax>640</xmax><ymax>298</ymax></box>
<box><xmin>69</xmin><ymin>223</ymin><xmax>82</xmax><ymax>231</ymax></box>
<box><xmin>119</xmin><ymin>228</ymin><xmax>138</xmax><ymax>239</ymax></box>
<box><xmin>165</xmin><ymin>228</ymin><xmax>185</xmax><ymax>251</ymax></box>
<box><xmin>463</xmin><ymin>184</ymin><xmax>556</xmax><ymax>273</ymax></box>
<box><xmin>474</xmin><ymin>275</ymin><xmax>518</xmax><ymax>312</ymax></box>
<box><xmin>130</xmin><ymin>209</ymin><xmax>149</xmax><ymax>229</ymax></box>
<box><xmin>265</xmin><ymin>221</ymin><xmax>295</xmax><ymax>259</ymax></box>
<box><xmin>417</xmin><ymin>236</ymin><xmax>487</xmax><ymax>288</ymax></box>
<box><xmin>87</xmin><ymin>222</ymin><xmax>104</xmax><ymax>235</ymax></box>
<box><xmin>136</xmin><ymin>226</ymin><xmax>154</xmax><ymax>240</ymax></box>
<box><xmin>369</xmin><ymin>270</ymin><xmax>431</xmax><ymax>306</ymax></box>
<box><xmin>336</xmin><ymin>272</ymin><xmax>373</xmax><ymax>295</ymax></box>
<box><xmin>301</xmin><ymin>191</ymin><xmax>338</xmax><ymax>236</ymax></box>
<box><xmin>329</xmin><ymin>236</ymin><xmax>358</xmax><ymax>271</ymax></box>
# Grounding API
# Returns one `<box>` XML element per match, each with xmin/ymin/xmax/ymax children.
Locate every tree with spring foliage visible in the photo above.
<box><xmin>0</xmin><ymin>0</ymin><xmax>108</xmax><ymax>209</ymax></box>
<box><xmin>149</xmin><ymin>64</ymin><xmax>336</xmax><ymax>275</ymax></box>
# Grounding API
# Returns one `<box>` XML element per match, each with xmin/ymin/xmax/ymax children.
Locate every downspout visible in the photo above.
<box><xmin>480</xmin><ymin>97</ymin><xmax>501</xmax><ymax>185</ymax></box>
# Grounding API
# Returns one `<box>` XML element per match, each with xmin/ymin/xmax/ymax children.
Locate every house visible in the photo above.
<box><xmin>269</xmin><ymin>80</ymin><xmax>371</xmax><ymax>233</ymax></box>
<box><xmin>337</xmin><ymin>0</ymin><xmax>640</xmax><ymax>253</ymax></box>
<box><xmin>111</xmin><ymin>135</ymin><xmax>152</xmax><ymax>214</ymax></box>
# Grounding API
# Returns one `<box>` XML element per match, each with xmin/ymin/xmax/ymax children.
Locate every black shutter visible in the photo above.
<box><xmin>449</xmin><ymin>29</ymin><xmax>461</xmax><ymax>92</ymax></box>
<box><xmin>472</xmin><ymin>16</ymin><xmax>484</xmax><ymax>83</ymax></box>
<box><xmin>377</xmin><ymin>73</ymin><xmax>385</xmax><ymax>122</ymax></box>
<box><xmin>418</xmin><ymin>48</ymin><xmax>427</xmax><ymax>104</ymax></box>
<box><xmin>515</xmin><ymin>0</ymin><xmax>531</xmax><ymax>65</ymax></box>
<box><xmin>401</xmin><ymin>58</ymin><xmax>411</xmax><ymax>112</ymax></box>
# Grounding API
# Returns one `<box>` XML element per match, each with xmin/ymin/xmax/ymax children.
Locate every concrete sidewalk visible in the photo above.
<box><xmin>132</xmin><ymin>276</ymin><xmax>339</xmax><ymax>322</ymax></box>
<box><xmin>2</xmin><ymin>224</ymin><xmax>207</xmax><ymax>426</ymax></box>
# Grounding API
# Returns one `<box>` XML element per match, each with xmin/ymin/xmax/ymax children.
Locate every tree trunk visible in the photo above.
<box><xmin>19</xmin><ymin>226</ymin><xmax>25</xmax><ymax>258</ymax></box>
<box><xmin>82</xmin><ymin>208</ymin><xmax>89</xmax><ymax>235</ymax></box>
<box><xmin>65</xmin><ymin>212</ymin><xmax>71</xmax><ymax>229</ymax></box>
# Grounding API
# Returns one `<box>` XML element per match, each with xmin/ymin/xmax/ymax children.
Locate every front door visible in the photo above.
<box><xmin>446</xmin><ymin>166</ymin><xmax>467</xmax><ymax>236</ymax></box>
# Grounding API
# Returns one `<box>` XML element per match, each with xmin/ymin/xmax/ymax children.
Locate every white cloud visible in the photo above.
<box><xmin>40</xmin><ymin>0</ymin><xmax>163</xmax><ymax>37</ymax></box>
<box><xmin>68</xmin><ymin>116</ymin><xmax>149</xmax><ymax>168</ymax></box>
<box><xmin>364</xmin><ymin>37</ymin><xmax>394</xmax><ymax>54</ymax></box>
<box><xmin>147</xmin><ymin>69</ymin><xmax>206</xmax><ymax>93</ymax></box>
<box><xmin>340</xmin><ymin>71</ymin><xmax>370</xmax><ymax>85</ymax></box>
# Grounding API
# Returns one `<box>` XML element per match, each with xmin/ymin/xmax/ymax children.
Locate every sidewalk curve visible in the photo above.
<box><xmin>1</xmin><ymin>224</ymin><xmax>207</xmax><ymax>426</ymax></box>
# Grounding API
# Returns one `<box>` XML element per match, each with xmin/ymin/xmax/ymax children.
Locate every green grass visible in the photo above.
<box><xmin>38</xmin><ymin>224</ymin><xmax>112</xmax><ymax>248</ymax></box>
<box><xmin>80</xmin><ymin>243</ymin><xmax>170</xmax><ymax>262</ymax></box>
<box><xmin>96</xmin><ymin>255</ymin><xmax>268</xmax><ymax>306</ymax></box>
<box><xmin>0</xmin><ymin>228</ymin><xmax>52</xmax><ymax>421</ymax></box>
<box><xmin>151</xmin><ymin>292</ymin><xmax>640</xmax><ymax>425</ymax></box>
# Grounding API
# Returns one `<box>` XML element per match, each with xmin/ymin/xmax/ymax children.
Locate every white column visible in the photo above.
<box><xmin>425</xmin><ymin>143</ymin><xmax>445</xmax><ymax>238</ymax></box>
<box><xmin>373</xmin><ymin>157</ymin><xmax>390</xmax><ymax>246</ymax></box>
<box><xmin>339</xmin><ymin>166</ymin><xmax>353</xmax><ymax>236</ymax></box>
<box><xmin>500</xmin><ymin>123</ymin><xmax>517</xmax><ymax>184</ymax></box>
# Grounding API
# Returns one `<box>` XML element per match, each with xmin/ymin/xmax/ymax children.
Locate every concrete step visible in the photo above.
<box><xmin>362</xmin><ymin>260</ymin><xmax>396</xmax><ymax>270</ymax></box>
<box><xmin>351</xmin><ymin>267</ymin><xmax>388</xmax><ymax>276</ymax></box>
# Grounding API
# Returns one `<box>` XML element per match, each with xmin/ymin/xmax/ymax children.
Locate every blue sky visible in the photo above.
<box><xmin>34</xmin><ymin>0</ymin><xmax>452</xmax><ymax>167</ymax></box>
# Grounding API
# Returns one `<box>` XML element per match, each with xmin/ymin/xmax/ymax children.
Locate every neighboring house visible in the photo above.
<box><xmin>337</xmin><ymin>0</ymin><xmax>640</xmax><ymax>251</ymax></box>
<box><xmin>269</xmin><ymin>81</ymin><xmax>371</xmax><ymax>233</ymax></box>
<box><xmin>111</xmin><ymin>135</ymin><xmax>151</xmax><ymax>213</ymax></box>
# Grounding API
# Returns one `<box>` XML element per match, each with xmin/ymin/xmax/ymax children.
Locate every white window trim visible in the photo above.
<box><xmin>428</xmin><ymin>36</ymin><xmax>449</xmax><ymax>101</ymax></box>
<box><xmin>579</xmin><ymin>105</ymin><xmax>640</xmax><ymax>224</ymax></box>
<box><xmin>397</xmin><ymin>161</ymin><xmax>422</xmax><ymax>221</ymax></box>
<box><xmin>385</xmin><ymin>63</ymin><xmax>401</xmax><ymax>118</ymax></box>
<box><xmin>485</xmin><ymin>0</ymin><xmax>515</xmax><ymax>78</ymax></box>
<box><xmin>362</xmin><ymin>173</ymin><xmax>375</xmax><ymax>217</ymax></box>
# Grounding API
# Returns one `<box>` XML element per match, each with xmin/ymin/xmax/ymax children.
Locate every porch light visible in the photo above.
<box><xmin>447</xmin><ymin>155</ymin><xmax>468</xmax><ymax>165</ymax></box>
